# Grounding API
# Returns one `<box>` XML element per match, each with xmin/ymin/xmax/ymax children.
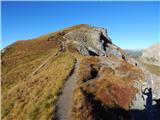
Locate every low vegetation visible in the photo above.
<box><xmin>2</xmin><ymin>51</ymin><xmax>75</xmax><ymax>120</ymax></box>
<box><xmin>141</xmin><ymin>62</ymin><xmax>160</xmax><ymax>76</ymax></box>
<box><xmin>71</xmin><ymin>55</ymin><xmax>144</xmax><ymax>120</ymax></box>
<box><xmin>1</xmin><ymin>30</ymin><xmax>77</xmax><ymax>120</ymax></box>
<box><xmin>2</xmin><ymin>24</ymin><xmax>157</xmax><ymax>120</ymax></box>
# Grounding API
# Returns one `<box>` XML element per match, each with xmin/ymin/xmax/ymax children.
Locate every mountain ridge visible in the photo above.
<box><xmin>2</xmin><ymin>24</ymin><xmax>160</xmax><ymax>120</ymax></box>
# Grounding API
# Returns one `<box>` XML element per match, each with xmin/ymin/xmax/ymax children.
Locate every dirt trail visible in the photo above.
<box><xmin>56</xmin><ymin>61</ymin><xmax>79</xmax><ymax>120</ymax></box>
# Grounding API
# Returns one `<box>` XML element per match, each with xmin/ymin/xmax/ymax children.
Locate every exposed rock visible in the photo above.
<box><xmin>65</xmin><ymin>25</ymin><xmax>160</xmax><ymax>120</ymax></box>
<box><xmin>63</xmin><ymin>25</ymin><xmax>112</xmax><ymax>56</ymax></box>
<box><xmin>131</xmin><ymin>71</ymin><xmax>160</xmax><ymax>120</ymax></box>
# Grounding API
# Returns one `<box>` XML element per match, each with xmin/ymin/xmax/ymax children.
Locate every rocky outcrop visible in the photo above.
<box><xmin>63</xmin><ymin>25</ymin><xmax>112</xmax><ymax>56</ymax></box>
<box><xmin>63</xmin><ymin>25</ymin><xmax>160</xmax><ymax>120</ymax></box>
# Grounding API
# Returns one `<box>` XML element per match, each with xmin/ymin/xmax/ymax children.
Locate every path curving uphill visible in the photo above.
<box><xmin>56</xmin><ymin>61</ymin><xmax>79</xmax><ymax>120</ymax></box>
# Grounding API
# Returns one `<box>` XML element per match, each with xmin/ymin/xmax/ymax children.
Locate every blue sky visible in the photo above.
<box><xmin>1</xmin><ymin>1</ymin><xmax>160</xmax><ymax>49</ymax></box>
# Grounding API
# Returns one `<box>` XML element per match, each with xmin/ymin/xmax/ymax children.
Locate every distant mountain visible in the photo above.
<box><xmin>124</xmin><ymin>49</ymin><xmax>143</xmax><ymax>59</ymax></box>
<box><xmin>1</xmin><ymin>24</ymin><xmax>160</xmax><ymax>120</ymax></box>
<box><xmin>124</xmin><ymin>45</ymin><xmax>160</xmax><ymax>76</ymax></box>
<box><xmin>141</xmin><ymin>43</ymin><xmax>160</xmax><ymax>66</ymax></box>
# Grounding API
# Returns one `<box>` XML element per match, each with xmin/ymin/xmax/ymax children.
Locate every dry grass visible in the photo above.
<box><xmin>116</xmin><ymin>60</ymin><xmax>144</xmax><ymax>81</ymax></box>
<box><xmin>71</xmin><ymin>56</ymin><xmax>101</xmax><ymax>120</ymax></box>
<box><xmin>71</xmin><ymin>63</ymin><xmax>94</xmax><ymax>120</ymax></box>
<box><xmin>84</xmin><ymin>75</ymin><xmax>137</xmax><ymax>110</ymax></box>
<box><xmin>1</xmin><ymin>24</ymin><xmax>89</xmax><ymax>120</ymax></box>
<box><xmin>141</xmin><ymin>62</ymin><xmax>160</xmax><ymax>76</ymax></box>
<box><xmin>2</xmin><ymin>52</ymin><xmax>75</xmax><ymax>120</ymax></box>
<box><xmin>1</xmin><ymin>24</ymin><xmax>146</xmax><ymax>120</ymax></box>
<box><xmin>1</xmin><ymin>24</ymin><xmax>87</xmax><ymax>77</ymax></box>
<box><xmin>1</xmin><ymin>37</ymin><xmax>60</xmax><ymax>93</ymax></box>
<box><xmin>71</xmin><ymin>56</ymin><xmax>144</xmax><ymax>120</ymax></box>
<box><xmin>83</xmin><ymin>59</ymin><xmax>144</xmax><ymax>110</ymax></box>
<box><xmin>71</xmin><ymin>87</ymin><xmax>94</xmax><ymax>120</ymax></box>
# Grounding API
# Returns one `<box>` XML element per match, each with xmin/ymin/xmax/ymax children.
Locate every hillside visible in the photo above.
<box><xmin>1</xmin><ymin>24</ymin><xmax>160</xmax><ymax>120</ymax></box>
<box><xmin>124</xmin><ymin>48</ymin><xmax>160</xmax><ymax>76</ymax></box>
<box><xmin>141</xmin><ymin>43</ymin><xmax>160</xmax><ymax>66</ymax></box>
<box><xmin>125</xmin><ymin>49</ymin><xmax>143</xmax><ymax>59</ymax></box>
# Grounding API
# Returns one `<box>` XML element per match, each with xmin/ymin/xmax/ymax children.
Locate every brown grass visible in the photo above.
<box><xmin>71</xmin><ymin>56</ymin><xmax>97</xmax><ymax>120</ymax></box>
<box><xmin>116</xmin><ymin>60</ymin><xmax>144</xmax><ymax>81</ymax></box>
<box><xmin>141</xmin><ymin>62</ymin><xmax>160</xmax><ymax>76</ymax></box>
<box><xmin>2</xmin><ymin>52</ymin><xmax>75</xmax><ymax>120</ymax></box>
<box><xmin>1</xmin><ymin>24</ymin><xmax>90</xmax><ymax>120</ymax></box>
<box><xmin>72</xmin><ymin>56</ymin><xmax>144</xmax><ymax>116</ymax></box>
<box><xmin>1</xmin><ymin>37</ymin><xmax>60</xmax><ymax>93</ymax></box>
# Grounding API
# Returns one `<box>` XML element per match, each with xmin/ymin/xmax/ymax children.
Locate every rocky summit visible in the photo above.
<box><xmin>1</xmin><ymin>24</ymin><xmax>160</xmax><ymax>120</ymax></box>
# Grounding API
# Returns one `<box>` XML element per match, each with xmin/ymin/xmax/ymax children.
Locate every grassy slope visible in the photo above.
<box><xmin>124</xmin><ymin>50</ymin><xmax>160</xmax><ymax>76</ymax></box>
<box><xmin>2</xmin><ymin>37</ymin><xmax>59</xmax><ymax>94</ymax></box>
<box><xmin>1</xmin><ymin>25</ymin><xmax>90</xmax><ymax>120</ymax></box>
<box><xmin>2</xmin><ymin>51</ymin><xmax>75</xmax><ymax>120</ymax></box>
<box><xmin>141</xmin><ymin>62</ymin><xmax>160</xmax><ymax>76</ymax></box>
<box><xmin>2</xmin><ymin>24</ymin><xmax>88</xmax><ymax>91</ymax></box>
<box><xmin>1</xmin><ymin>24</ymin><xmax>93</xmax><ymax>120</ymax></box>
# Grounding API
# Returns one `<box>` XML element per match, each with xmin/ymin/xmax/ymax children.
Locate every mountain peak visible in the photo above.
<box><xmin>2</xmin><ymin>25</ymin><xmax>160</xmax><ymax>120</ymax></box>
